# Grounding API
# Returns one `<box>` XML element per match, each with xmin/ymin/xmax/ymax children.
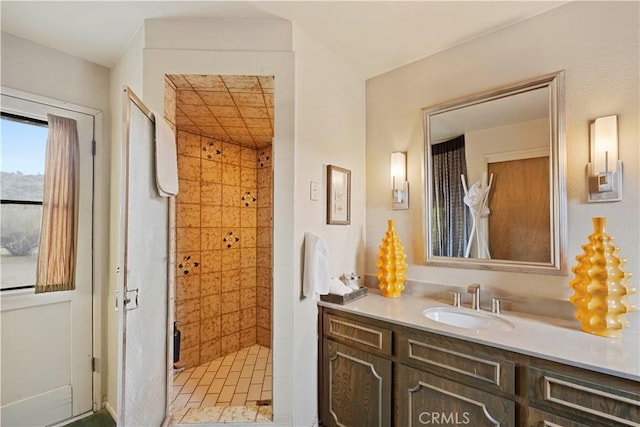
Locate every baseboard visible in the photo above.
<box><xmin>104</xmin><ymin>401</ymin><xmax>117</xmax><ymax>422</ymax></box>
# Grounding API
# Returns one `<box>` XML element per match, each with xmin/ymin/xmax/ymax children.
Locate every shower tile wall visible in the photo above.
<box><xmin>256</xmin><ymin>150</ymin><xmax>272</xmax><ymax>347</ymax></box>
<box><xmin>174</xmin><ymin>128</ymin><xmax>273</xmax><ymax>369</ymax></box>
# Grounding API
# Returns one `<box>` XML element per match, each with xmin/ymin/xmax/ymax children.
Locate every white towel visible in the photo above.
<box><xmin>329</xmin><ymin>277</ymin><xmax>353</xmax><ymax>296</ymax></box>
<box><xmin>152</xmin><ymin>112</ymin><xmax>179</xmax><ymax>197</ymax></box>
<box><xmin>302</xmin><ymin>232</ymin><xmax>330</xmax><ymax>299</ymax></box>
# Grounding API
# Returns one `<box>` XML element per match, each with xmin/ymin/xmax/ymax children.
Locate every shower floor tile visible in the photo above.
<box><xmin>170</xmin><ymin>344</ymin><xmax>272</xmax><ymax>424</ymax></box>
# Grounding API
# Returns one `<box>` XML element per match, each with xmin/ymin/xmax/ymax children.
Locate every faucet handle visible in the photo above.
<box><xmin>491</xmin><ymin>298</ymin><xmax>510</xmax><ymax>314</ymax></box>
<box><xmin>449</xmin><ymin>291</ymin><xmax>462</xmax><ymax>308</ymax></box>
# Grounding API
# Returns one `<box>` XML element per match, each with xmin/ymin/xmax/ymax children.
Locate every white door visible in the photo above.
<box><xmin>0</xmin><ymin>91</ymin><xmax>94</xmax><ymax>426</ymax></box>
<box><xmin>115</xmin><ymin>88</ymin><xmax>168</xmax><ymax>426</ymax></box>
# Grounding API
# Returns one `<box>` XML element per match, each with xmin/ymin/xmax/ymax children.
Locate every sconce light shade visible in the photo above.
<box><xmin>391</xmin><ymin>151</ymin><xmax>409</xmax><ymax>209</ymax></box>
<box><xmin>588</xmin><ymin>115</ymin><xmax>622</xmax><ymax>202</ymax></box>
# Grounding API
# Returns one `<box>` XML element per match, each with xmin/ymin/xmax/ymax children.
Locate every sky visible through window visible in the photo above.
<box><xmin>1</xmin><ymin>116</ymin><xmax>47</xmax><ymax>289</ymax></box>
<box><xmin>1</xmin><ymin>117</ymin><xmax>47</xmax><ymax>175</ymax></box>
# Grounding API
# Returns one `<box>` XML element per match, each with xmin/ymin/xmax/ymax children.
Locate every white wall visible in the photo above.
<box><xmin>366</xmin><ymin>2</ymin><xmax>639</xmax><ymax>305</ymax></box>
<box><xmin>1</xmin><ymin>32</ymin><xmax>112</xmax><ymax>408</ymax></box>
<box><xmin>120</xmin><ymin>18</ymin><xmax>299</xmax><ymax>424</ymax></box>
<box><xmin>134</xmin><ymin>19</ymin><xmax>365</xmax><ymax>425</ymax></box>
<box><xmin>291</xmin><ymin>24</ymin><xmax>366</xmax><ymax>425</ymax></box>
<box><xmin>465</xmin><ymin>118</ymin><xmax>548</xmax><ymax>186</ymax></box>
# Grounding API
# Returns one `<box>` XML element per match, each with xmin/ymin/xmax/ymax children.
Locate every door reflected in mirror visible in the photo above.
<box><xmin>423</xmin><ymin>71</ymin><xmax>566</xmax><ymax>274</ymax></box>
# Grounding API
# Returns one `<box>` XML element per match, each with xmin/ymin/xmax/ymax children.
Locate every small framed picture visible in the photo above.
<box><xmin>327</xmin><ymin>165</ymin><xmax>351</xmax><ymax>225</ymax></box>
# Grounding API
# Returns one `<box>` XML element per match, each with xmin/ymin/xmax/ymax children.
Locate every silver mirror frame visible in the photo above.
<box><xmin>423</xmin><ymin>71</ymin><xmax>567</xmax><ymax>274</ymax></box>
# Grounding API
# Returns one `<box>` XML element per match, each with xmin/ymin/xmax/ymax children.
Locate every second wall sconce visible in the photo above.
<box><xmin>391</xmin><ymin>151</ymin><xmax>409</xmax><ymax>209</ymax></box>
<box><xmin>588</xmin><ymin>115</ymin><xmax>622</xmax><ymax>202</ymax></box>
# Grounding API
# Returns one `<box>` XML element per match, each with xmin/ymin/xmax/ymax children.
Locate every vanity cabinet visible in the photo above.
<box><xmin>319</xmin><ymin>307</ymin><xmax>640</xmax><ymax>427</ymax></box>
<box><xmin>396</xmin><ymin>326</ymin><xmax>515</xmax><ymax>426</ymax></box>
<box><xmin>525</xmin><ymin>363</ymin><xmax>640</xmax><ymax>426</ymax></box>
<box><xmin>523</xmin><ymin>407</ymin><xmax>591</xmax><ymax>427</ymax></box>
<box><xmin>319</xmin><ymin>308</ymin><xmax>515</xmax><ymax>426</ymax></box>
<box><xmin>320</xmin><ymin>313</ymin><xmax>393</xmax><ymax>427</ymax></box>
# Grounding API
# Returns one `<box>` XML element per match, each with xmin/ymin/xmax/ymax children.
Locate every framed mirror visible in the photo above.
<box><xmin>423</xmin><ymin>71</ymin><xmax>566</xmax><ymax>274</ymax></box>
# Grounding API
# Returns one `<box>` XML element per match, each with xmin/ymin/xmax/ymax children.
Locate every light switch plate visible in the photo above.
<box><xmin>310</xmin><ymin>181</ymin><xmax>320</xmax><ymax>201</ymax></box>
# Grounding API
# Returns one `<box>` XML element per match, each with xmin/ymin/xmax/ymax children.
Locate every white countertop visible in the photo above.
<box><xmin>318</xmin><ymin>291</ymin><xmax>640</xmax><ymax>382</ymax></box>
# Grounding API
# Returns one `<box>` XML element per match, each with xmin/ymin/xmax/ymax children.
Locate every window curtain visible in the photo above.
<box><xmin>35</xmin><ymin>114</ymin><xmax>79</xmax><ymax>293</ymax></box>
<box><xmin>431</xmin><ymin>135</ymin><xmax>469</xmax><ymax>257</ymax></box>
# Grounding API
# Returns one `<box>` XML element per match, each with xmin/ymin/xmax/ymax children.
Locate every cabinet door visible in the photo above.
<box><xmin>528</xmin><ymin>366</ymin><xmax>640</xmax><ymax>426</ymax></box>
<box><xmin>322</xmin><ymin>338</ymin><xmax>392</xmax><ymax>427</ymax></box>
<box><xmin>397</xmin><ymin>364</ymin><xmax>515</xmax><ymax>427</ymax></box>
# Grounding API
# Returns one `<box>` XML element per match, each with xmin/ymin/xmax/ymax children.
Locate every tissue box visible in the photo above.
<box><xmin>320</xmin><ymin>287</ymin><xmax>368</xmax><ymax>305</ymax></box>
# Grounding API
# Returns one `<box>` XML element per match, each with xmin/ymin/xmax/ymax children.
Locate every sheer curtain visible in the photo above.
<box><xmin>35</xmin><ymin>114</ymin><xmax>79</xmax><ymax>293</ymax></box>
<box><xmin>431</xmin><ymin>135</ymin><xmax>469</xmax><ymax>257</ymax></box>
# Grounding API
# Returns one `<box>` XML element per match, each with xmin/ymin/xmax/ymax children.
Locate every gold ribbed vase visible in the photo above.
<box><xmin>377</xmin><ymin>219</ymin><xmax>408</xmax><ymax>298</ymax></box>
<box><xmin>569</xmin><ymin>217</ymin><xmax>636</xmax><ymax>338</ymax></box>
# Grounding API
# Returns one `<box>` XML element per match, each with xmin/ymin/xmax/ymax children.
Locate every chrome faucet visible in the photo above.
<box><xmin>467</xmin><ymin>284</ymin><xmax>481</xmax><ymax>311</ymax></box>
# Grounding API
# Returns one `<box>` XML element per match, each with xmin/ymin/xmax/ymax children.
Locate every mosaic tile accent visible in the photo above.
<box><xmin>257</xmin><ymin>151</ymin><xmax>270</xmax><ymax>168</ymax></box>
<box><xmin>202</xmin><ymin>138</ymin><xmax>222</xmax><ymax>160</ymax></box>
<box><xmin>222</xmin><ymin>231</ymin><xmax>240</xmax><ymax>249</ymax></box>
<box><xmin>241</xmin><ymin>191</ymin><xmax>257</xmax><ymax>207</ymax></box>
<box><xmin>178</xmin><ymin>255</ymin><xmax>200</xmax><ymax>275</ymax></box>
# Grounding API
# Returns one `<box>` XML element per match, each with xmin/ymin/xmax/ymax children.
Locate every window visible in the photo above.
<box><xmin>1</xmin><ymin>113</ymin><xmax>48</xmax><ymax>290</ymax></box>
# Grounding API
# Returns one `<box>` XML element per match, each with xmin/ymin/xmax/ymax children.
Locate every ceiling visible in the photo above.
<box><xmin>167</xmin><ymin>74</ymin><xmax>274</xmax><ymax>148</ymax></box>
<box><xmin>1</xmin><ymin>1</ymin><xmax>567</xmax><ymax>79</ymax></box>
<box><xmin>430</xmin><ymin>86</ymin><xmax>549</xmax><ymax>142</ymax></box>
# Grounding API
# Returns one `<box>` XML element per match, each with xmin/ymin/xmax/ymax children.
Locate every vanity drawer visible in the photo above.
<box><xmin>323</xmin><ymin>313</ymin><xmax>392</xmax><ymax>357</ymax></box>
<box><xmin>528</xmin><ymin>366</ymin><xmax>640</xmax><ymax>427</ymax></box>
<box><xmin>524</xmin><ymin>406</ymin><xmax>590</xmax><ymax>427</ymax></box>
<box><xmin>397</xmin><ymin>327</ymin><xmax>515</xmax><ymax>395</ymax></box>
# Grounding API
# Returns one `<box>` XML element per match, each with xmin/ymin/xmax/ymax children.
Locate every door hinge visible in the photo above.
<box><xmin>92</xmin><ymin>357</ymin><xmax>96</xmax><ymax>372</ymax></box>
<box><xmin>92</xmin><ymin>139</ymin><xmax>96</xmax><ymax>156</ymax></box>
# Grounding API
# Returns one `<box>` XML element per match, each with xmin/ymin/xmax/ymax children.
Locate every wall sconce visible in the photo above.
<box><xmin>391</xmin><ymin>151</ymin><xmax>409</xmax><ymax>209</ymax></box>
<box><xmin>588</xmin><ymin>115</ymin><xmax>622</xmax><ymax>202</ymax></box>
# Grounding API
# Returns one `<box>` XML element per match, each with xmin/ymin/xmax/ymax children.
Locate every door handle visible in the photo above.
<box><xmin>124</xmin><ymin>288</ymin><xmax>139</xmax><ymax>311</ymax></box>
<box><xmin>115</xmin><ymin>288</ymin><xmax>139</xmax><ymax>311</ymax></box>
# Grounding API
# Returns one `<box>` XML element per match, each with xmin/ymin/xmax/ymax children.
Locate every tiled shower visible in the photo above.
<box><xmin>165</xmin><ymin>75</ymin><xmax>273</xmax><ymax>371</ymax></box>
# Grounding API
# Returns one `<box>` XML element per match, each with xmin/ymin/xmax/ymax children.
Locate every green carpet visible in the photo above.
<box><xmin>65</xmin><ymin>409</ymin><xmax>115</xmax><ymax>427</ymax></box>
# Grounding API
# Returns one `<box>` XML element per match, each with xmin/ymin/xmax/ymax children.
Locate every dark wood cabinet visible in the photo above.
<box><xmin>526</xmin><ymin>364</ymin><xmax>640</xmax><ymax>427</ymax></box>
<box><xmin>321</xmin><ymin>338</ymin><xmax>392</xmax><ymax>426</ymax></box>
<box><xmin>397</xmin><ymin>325</ymin><xmax>515</xmax><ymax>397</ymax></box>
<box><xmin>523</xmin><ymin>406</ymin><xmax>591</xmax><ymax>427</ymax></box>
<box><xmin>396</xmin><ymin>364</ymin><xmax>515</xmax><ymax>427</ymax></box>
<box><xmin>319</xmin><ymin>307</ymin><xmax>639</xmax><ymax>427</ymax></box>
<box><xmin>323</xmin><ymin>313</ymin><xmax>392</xmax><ymax>357</ymax></box>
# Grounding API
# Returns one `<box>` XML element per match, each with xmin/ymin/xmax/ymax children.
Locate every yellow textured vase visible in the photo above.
<box><xmin>377</xmin><ymin>219</ymin><xmax>408</xmax><ymax>298</ymax></box>
<box><xmin>569</xmin><ymin>217</ymin><xmax>636</xmax><ymax>338</ymax></box>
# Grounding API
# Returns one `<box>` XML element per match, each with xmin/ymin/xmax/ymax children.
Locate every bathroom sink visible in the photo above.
<box><xmin>422</xmin><ymin>307</ymin><xmax>514</xmax><ymax>331</ymax></box>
